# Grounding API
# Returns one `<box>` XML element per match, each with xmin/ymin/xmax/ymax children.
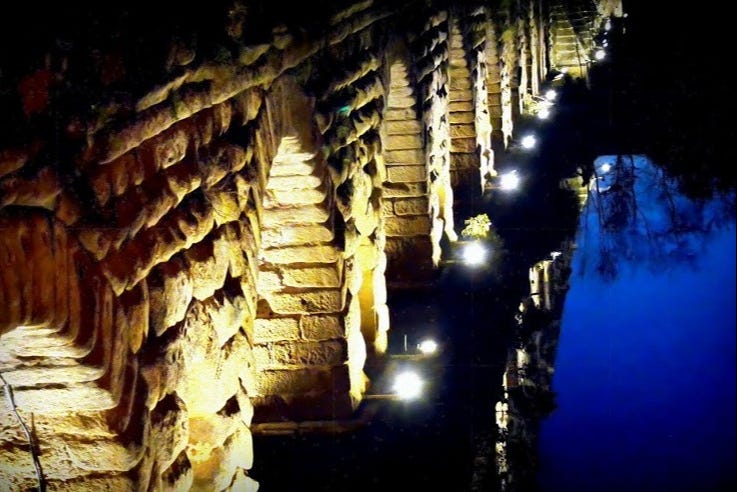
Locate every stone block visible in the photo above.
<box><xmin>385</xmin><ymin>120</ymin><xmax>422</xmax><ymax>135</ymax></box>
<box><xmin>449</xmin><ymin>111</ymin><xmax>475</xmax><ymax>124</ymax></box>
<box><xmin>449</xmin><ymin>100</ymin><xmax>473</xmax><ymax>112</ymax></box>
<box><xmin>387</xmin><ymin>165</ymin><xmax>427</xmax><ymax>183</ymax></box>
<box><xmin>165</xmin><ymin>158</ymin><xmax>202</xmax><ymax>203</ymax></box>
<box><xmin>264</xmin><ymin>289</ymin><xmax>342</xmax><ymax>315</ymax></box>
<box><xmin>261</xmin><ymin>245</ymin><xmax>338</xmax><ymax>264</ymax></box>
<box><xmin>385</xmin><ymin>108</ymin><xmax>417</xmax><ymax>121</ymax></box>
<box><xmin>256</xmin><ymin>365</ymin><xmax>350</xmax><ymax>396</ymax></box>
<box><xmin>451</xmin><ymin>137</ymin><xmax>477</xmax><ymax>153</ymax></box>
<box><xmin>386</xmin><ymin>134</ymin><xmax>422</xmax><ymax>150</ymax></box>
<box><xmin>255</xmin><ymin>339</ymin><xmax>347</xmax><ymax>367</ymax></box>
<box><xmin>382</xmin><ymin>181</ymin><xmax>428</xmax><ymax>198</ymax></box>
<box><xmin>266</xmin><ymin>186</ymin><xmax>326</xmax><ymax>206</ymax></box>
<box><xmin>184</xmin><ymin>237</ymin><xmax>229</xmax><ymax>302</ymax></box>
<box><xmin>384</xmin><ymin>215</ymin><xmax>432</xmax><ymax>236</ymax></box>
<box><xmin>254</xmin><ymin>317</ymin><xmax>300</xmax><ymax>343</ymax></box>
<box><xmin>281</xmin><ymin>265</ymin><xmax>341</xmax><ymax>288</ymax></box>
<box><xmin>266</xmin><ymin>174</ymin><xmax>322</xmax><ymax>191</ymax></box>
<box><xmin>301</xmin><ymin>314</ymin><xmax>344</xmax><ymax>340</ymax></box>
<box><xmin>262</xmin><ymin>223</ymin><xmax>333</xmax><ymax>248</ymax></box>
<box><xmin>262</xmin><ymin>203</ymin><xmax>329</xmax><ymax>227</ymax></box>
<box><xmin>450</xmin><ymin>123</ymin><xmax>477</xmax><ymax>139</ymax></box>
<box><xmin>393</xmin><ymin>197</ymin><xmax>429</xmax><ymax>216</ymax></box>
<box><xmin>153</xmin><ymin>127</ymin><xmax>190</xmax><ymax>170</ymax></box>
<box><xmin>148</xmin><ymin>257</ymin><xmax>193</xmax><ymax>336</ymax></box>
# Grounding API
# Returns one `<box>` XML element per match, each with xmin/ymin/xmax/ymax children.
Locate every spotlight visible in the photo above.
<box><xmin>461</xmin><ymin>241</ymin><xmax>487</xmax><ymax>266</ymax></box>
<box><xmin>417</xmin><ymin>339</ymin><xmax>439</xmax><ymax>355</ymax></box>
<box><xmin>537</xmin><ymin>107</ymin><xmax>551</xmax><ymax>120</ymax></box>
<box><xmin>499</xmin><ymin>170</ymin><xmax>521</xmax><ymax>191</ymax></box>
<box><xmin>521</xmin><ymin>135</ymin><xmax>537</xmax><ymax>149</ymax></box>
<box><xmin>544</xmin><ymin>89</ymin><xmax>557</xmax><ymax>101</ymax></box>
<box><xmin>392</xmin><ymin>370</ymin><xmax>424</xmax><ymax>400</ymax></box>
<box><xmin>605</xmin><ymin>19</ymin><xmax>612</xmax><ymax>31</ymax></box>
<box><xmin>594</xmin><ymin>49</ymin><xmax>606</xmax><ymax>61</ymax></box>
<box><xmin>600</xmin><ymin>163</ymin><xmax>612</xmax><ymax>173</ymax></box>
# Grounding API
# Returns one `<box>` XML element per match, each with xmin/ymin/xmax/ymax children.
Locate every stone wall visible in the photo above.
<box><xmin>0</xmin><ymin>1</ymin><xmax>613</xmax><ymax>489</ymax></box>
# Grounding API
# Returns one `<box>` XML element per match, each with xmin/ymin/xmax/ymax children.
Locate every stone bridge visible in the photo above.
<box><xmin>0</xmin><ymin>1</ymin><xmax>618</xmax><ymax>490</ymax></box>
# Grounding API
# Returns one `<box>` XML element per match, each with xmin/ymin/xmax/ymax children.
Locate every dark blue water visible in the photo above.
<box><xmin>537</xmin><ymin>209</ymin><xmax>736</xmax><ymax>491</ymax></box>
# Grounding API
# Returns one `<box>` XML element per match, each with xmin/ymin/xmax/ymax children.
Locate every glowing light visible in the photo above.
<box><xmin>461</xmin><ymin>241</ymin><xmax>487</xmax><ymax>266</ymax></box>
<box><xmin>544</xmin><ymin>89</ymin><xmax>557</xmax><ymax>101</ymax></box>
<box><xmin>594</xmin><ymin>49</ymin><xmax>606</xmax><ymax>61</ymax></box>
<box><xmin>601</xmin><ymin>162</ymin><xmax>612</xmax><ymax>173</ymax></box>
<box><xmin>550</xmin><ymin>251</ymin><xmax>562</xmax><ymax>259</ymax></box>
<box><xmin>605</xmin><ymin>19</ymin><xmax>612</xmax><ymax>31</ymax></box>
<box><xmin>521</xmin><ymin>135</ymin><xmax>537</xmax><ymax>149</ymax></box>
<box><xmin>499</xmin><ymin>170</ymin><xmax>521</xmax><ymax>191</ymax></box>
<box><xmin>417</xmin><ymin>339</ymin><xmax>439</xmax><ymax>355</ymax></box>
<box><xmin>392</xmin><ymin>371</ymin><xmax>424</xmax><ymax>400</ymax></box>
<box><xmin>537</xmin><ymin>107</ymin><xmax>551</xmax><ymax>120</ymax></box>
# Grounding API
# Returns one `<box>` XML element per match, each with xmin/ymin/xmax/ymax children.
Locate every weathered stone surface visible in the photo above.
<box><xmin>184</xmin><ymin>237</ymin><xmax>229</xmax><ymax>301</ymax></box>
<box><xmin>262</xmin><ymin>203</ymin><xmax>329</xmax><ymax>226</ymax></box>
<box><xmin>256</xmin><ymin>270</ymin><xmax>282</xmax><ymax>293</ymax></box>
<box><xmin>254</xmin><ymin>317</ymin><xmax>300</xmax><ymax>343</ymax></box>
<box><xmin>382</xmin><ymin>181</ymin><xmax>428</xmax><ymax>198</ymax></box>
<box><xmin>265</xmin><ymin>186</ymin><xmax>326</xmax><ymax>206</ymax></box>
<box><xmin>281</xmin><ymin>265</ymin><xmax>341</xmax><ymax>288</ymax></box>
<box><xmin>227</xmin><ymin>469</ymin><xmax>260</xmax><ymax>492</ymax></box>
<box><xmin>450</xmin><ymin>123</ymin><xmax>476</xmax><ymax>139</ymax></box>
<box><xmin>261</xmin><ymin>245</ymin><xmax>338</xmax><ymax>264</ymax></box>
<box><xmin>66</xmin><ymin>438</ymin><xmax>142</xmax><ymax>472</ymax></box>
<box><xmin>148</xmin><ymin>393</ymin><xmax>189</xmax><ymax>476</ymax></box>
<box><xmin>255</xmin><ymin>339</ymin><xmax>346</xmax><ymax>368</ymax></box>
<box><xmin>385</xmin><ymin>108</ymin><xmax>417</xmax><ymax>121</ymax></box>
<box><xmin>451</xmin><ymin>152</ymin><xmax>479</xmax><ymax>170</ymax></box>
<box><xmin>149</xmin><ymin>257</ymin><xmax>193</xmax><ymax>336</ymax></box>
<box><xmin>448</xmin><ymin>100</ymin><xmax>474</xmax><ymax>112</ymax></box>
<box><xmin>386</xmin><ymin>95</ymin><xmax>415</xmax><ymax>108</ymax></box>
<box><xmin>450</xmin><ymin>137</ymin><xmax>477</xmax><ymax>153</ymax></box>
<box><xmin>191</xmin><ymin>426</ymin><xmax>253</xmax><ymax>491</ymax></box>
<box><xmin>262</xmin><ymin>223</ymin><xmax>333</xmax><ymax>248</ymax></box>
<box><xmin>264</xmin><ymin>289</ymin><xmax>342</xmax><ymax>315</ymax></box>
<box><xmin>257</xmin><ymin>365</ymin><xmax>350</xmax><ymax>395</ymax></box>
<box><xmin>269</xmin><ymin>160</ymin><xmax>315</xmax><ymax>176</ymax></box>
<box><xmin>160</xmin><ymin>450</ymin><xmax>194</xmax><ymax>492</ymax></box>
<box><xmin>384</xmin><ymin>215</ymin><xmax>431</xmax><ymax>236</ymax></box>
<box><xmin>387</xmin><ymin>165</ymin><xmax>426</xmax><ymax>183</ymax></box>
<box><xmin>301</xmin><ymin>314</ymin><xmax>344</xmax><ymax>341</ymax></box>
<box><xmin>0</xmin><ymin>166</ymin><xmax>60</xmax><ymax>209</ymax></box>
<box><xmin>385</xmin><ymin>120</ymin><xmax>422</xmax><ymax>135</ymax></box>
<box><xmin>0</xmin><ymin>384</ymin><xmax>116</xmax><ymax>414</ymax></box>
<box><xmin>393</xmin><ymin>197</ymin><xmax>429</xmax><ymax>216</ymax></box>
<box><xmin>266</xmin><ymin>174</ymin><xmax>322</xmax><ymax>191</ymax></box>
<box><xmin>386</xmin><ymin>134</ymin><xmax>422</xmax><ymax>150</ymax></box>
<box><xmin>119</xmin><ymin>281</ymin><xmax>149</xmax><ymax>354</ymax></box>
<box><xmin>384</xmin><ymin>149</ymin><xmax>424</xmax><ymax>165</ymax></box>
<box><xmin>206</xmin><ymin>187</ymin><xmax>242</xmax><ymax>226</ymax></box>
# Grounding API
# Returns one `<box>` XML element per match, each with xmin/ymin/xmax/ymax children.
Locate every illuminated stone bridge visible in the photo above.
<box><xmin>0</xmin><ymin>1</ymin><xmax>619</xmax><ymax>490</ymax></box>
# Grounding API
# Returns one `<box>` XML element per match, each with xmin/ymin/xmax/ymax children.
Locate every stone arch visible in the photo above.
<box><xmin>252</xmin><ymin>77</ymin><xmax>370</xmax><ymax>423</ymax></box>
